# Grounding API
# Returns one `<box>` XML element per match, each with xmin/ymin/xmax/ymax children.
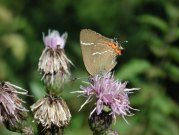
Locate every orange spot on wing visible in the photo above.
<box><xmin>111</xmin><ymin>43</ymin><xmax>117</xmax><ymax>49</ymax></box>
<box><xmin>115</xmin><ymin>48</ymin><xmax>122</xmax><ymax>55</ymax></box>
<box><xmin>102</xmin><ymin>41</ymin><xmax>122</xmax><ymax>55</ymax></box>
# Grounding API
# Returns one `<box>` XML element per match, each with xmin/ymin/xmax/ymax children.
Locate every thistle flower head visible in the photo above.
<box><xmin>43</xmin><ymin>30</ymin><xmax>67</xmax><ymax>49</ymax></box>
<box><xmin>77</xmin><ymin>73</ymin><xmax>139</xmax><ymax>121</ymax></box>
<box><xmin>39</xmin><ymin>30</ymin><xmax>73</xmax><ymax>86</ymax></box>
<box><xmin>0</xmin><ymin>81</ymin><xmax>28</xmax><ymax>126</ymax></box>
<box><xmin>31</xmin><ymin>95</ymin><xmax>71</xmax><ymax>130</ymax></box>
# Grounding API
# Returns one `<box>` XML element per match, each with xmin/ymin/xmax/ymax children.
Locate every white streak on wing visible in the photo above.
<box><xmin>96</xmin><ymin>42</ymin><xmax>106</xmax><ymax>46</ymax></box>
<box><xmin>81</xmin><ymin>41</ymin><xmax>94</xmax><ymax>46</ymax></box>
<box><xmin>92</xmin><ymin>50</ymin><xmax>113</xmax><ymax>55</ymax></box>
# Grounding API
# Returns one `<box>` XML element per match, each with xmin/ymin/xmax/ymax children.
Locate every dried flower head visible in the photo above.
<box><xmin>0</xmin><ymin>81</ymin><xmax>28</xmax><ymax>126</ymax></box>
<box><xmin>38</xmin><ymin>30</ymin><xmax>72</xmax><ymax>85</ymax></box>
<box><xmin>75</xmin><ymin>73</ymin><xmax>139</xmax><ymax>122</ymax></box>
<box><xmin>31</xmin><ymin>95</ymin><xmax>71</xmax><ymax>130</ymax></box>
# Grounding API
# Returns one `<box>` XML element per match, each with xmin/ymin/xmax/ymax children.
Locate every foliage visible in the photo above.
<box><xmin>0</xmin><ymin>0</ymin><xmax>179</xmax><ymax>134</ymax></box>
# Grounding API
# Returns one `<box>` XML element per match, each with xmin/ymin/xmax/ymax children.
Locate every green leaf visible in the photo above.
<box><xmin>168</xmin><ymin>46</ymin><xmax>179</xmax><ymax>63</ymax></box>
<box><xmin>165</xmin><ymin>3</ymin><xmax>179</xmax><ymax>20</ymax></box>
<box><xmin>0</xmin><ymin>5</ymin><xmax>13</xmax><ymax>24</ymax></box>
<box><xmin>146</xmin><ymin>66</ymin><xmax>166</xmax><ymax>79</ymax></box>
<box><xmin>152</xmin><ymin>95</ymin><xmax>175</xmax><ymax>115</ymax></box>
<box><xmin>150</xmin><ymin>111</ymin><xmax>171</xmax><ymax>135</ymax></box>
<box><xmin>1</xmin><ymin>33</ymin><xmax>27</xmax><ymax>62</ymax></box>
<box><xmin>149</xmin><ymin>44</ymin><xmax>168</xmax><ymax>57</ymax></box>
<box><xmin>174</xmin><ymin>28</ymin><xmax>179</xmax><ymax>38</ymax></box>
<box><xmin>116</xmin><ymin>59</ymin><xmax>151</xmax><ymax>79</ymax></box>
<box><xmin>165</xmin><ymin>63</ymin><xmax>179</xmax><ymax>82</ymax></box>
<box><xmin>137</xmin><ymin>14</ymin><xmax>168</xmax><ymax>32</ymax></box>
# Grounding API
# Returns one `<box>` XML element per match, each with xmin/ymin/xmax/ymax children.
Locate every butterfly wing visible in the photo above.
<box><xmin>92</xmin><ymin>37</ymin><xmax>117</xmax><ymax>74</ymax></box>
<box><xmin>80</xmin><ymin>29</ymin><xmax>117</xmax><ymax>76</ymax></box>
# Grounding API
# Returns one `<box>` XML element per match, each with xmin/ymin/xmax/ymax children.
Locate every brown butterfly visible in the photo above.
<box><xmin>80</xmin><ymin>29</ymin><xmax>123</xmax><ymax>76</ymax></box>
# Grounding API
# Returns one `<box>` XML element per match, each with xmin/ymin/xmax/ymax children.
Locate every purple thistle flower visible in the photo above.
<box><xmin>0</xmin><ymin>81</ymin><xmax>28</xmax><ymax>125</ymax></box>
<box><xmin>39</xmin><ymin>30</ymin><xmax>73</xmax><ymax>86</ymax></box>
<box><xmin>75</xmin><ymin>73</ymin><xmax>139</xmax><ymax>122</ymax></box>
<box><xmin>43</xmin><ymin>30</ymin><xmax>67</xmax><ymax>49</ymax></box>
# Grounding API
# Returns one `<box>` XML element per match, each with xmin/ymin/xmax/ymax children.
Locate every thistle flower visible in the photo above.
<box><xmin>75</xmin><ymin>73</ymin><xmax>139</xmax><ymax>123</ymax></box>
<box><xmin>0</xmin><ymin>81</ymin><xmax>28</xmax><ymax>127</ymax></box>
<box><xmin>43</xmin><ymin>30</ymin><xmax>67</xmax><ymax>49</ymax></box>
<box><xmin>30</xmin><ymin>95</ymin><xmax>71</xmax><ymax>132</ymax></box>
<box><xmin>38</xmin><ymin>30</ymin><xmax>72</xmax><ymax>86</ymax></box>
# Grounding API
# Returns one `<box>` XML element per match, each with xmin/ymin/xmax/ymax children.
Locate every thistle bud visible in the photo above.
<box><xmin>88</xmin><ymin>110</ymin><xmax>112</xmax><ymax>135</ymax></box>
<box><xmin>38</xmin><ymin>30</ymin><xmax>73</xmax><ymax>92</ymax></box>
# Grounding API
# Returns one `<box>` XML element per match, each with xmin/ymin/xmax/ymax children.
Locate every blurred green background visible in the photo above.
<box><xmin>0</xmin><ymin>0</ymin><xmax>179</xmax><ymax>135</ymax></box>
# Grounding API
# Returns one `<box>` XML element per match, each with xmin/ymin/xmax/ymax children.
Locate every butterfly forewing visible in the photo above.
<box><xmin>80</xmin><ymin>29</ymin><xmax>117</xmax><ymax>76</ymax></box>
<box><xmin>91</xmin><ymin>37</ymin><xmax>117</xmax><ymax>74</ymax></box>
